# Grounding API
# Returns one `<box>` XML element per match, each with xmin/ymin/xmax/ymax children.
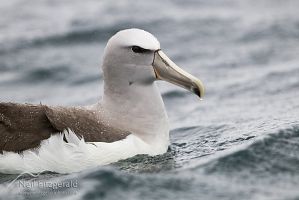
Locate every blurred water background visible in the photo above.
<box><xmin>0</xmin><ymin>0</ymin><xmax>299</xmax><ymax>199</ymax></box>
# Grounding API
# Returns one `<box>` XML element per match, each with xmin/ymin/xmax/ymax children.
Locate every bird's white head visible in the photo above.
<box><xmin>102</xmin><ymin>28</ymin><xmax>204</xmax><ymax>98</ymax></box>
<box><xmin>102</xmin><ymin>29</ymin><xmax>160</xmax><ymax>88</ymax></box>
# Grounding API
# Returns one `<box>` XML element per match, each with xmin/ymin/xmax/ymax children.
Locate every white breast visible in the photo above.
<box><xmin>0</xmin><ymin>130</ymin><xmax>168</xmax><ymax>174</ymax></box>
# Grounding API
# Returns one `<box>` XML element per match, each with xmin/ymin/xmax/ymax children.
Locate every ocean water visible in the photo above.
<box><xmin>0</xmin><ymin>0</ymin><xmax>299</xmax><ymax>199</ymax></box>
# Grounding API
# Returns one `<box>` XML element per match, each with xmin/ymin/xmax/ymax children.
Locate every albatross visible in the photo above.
<box><xmin>0</xmin><ymin>28</ymin><xmax>204</xmax><ymax>174</ymax></box>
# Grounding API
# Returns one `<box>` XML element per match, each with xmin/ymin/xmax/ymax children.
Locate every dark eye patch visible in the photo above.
<box><xmin>131</xmin><ymin>46</ymin><xmax>152</xmax><ymax>54</ymax></box>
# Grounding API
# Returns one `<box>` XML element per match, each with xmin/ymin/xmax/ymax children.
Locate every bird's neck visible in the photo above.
<box><xmin>101</xmin><ymin>80</ymin><xmax>169</xmax><ymax>147</ymax></box>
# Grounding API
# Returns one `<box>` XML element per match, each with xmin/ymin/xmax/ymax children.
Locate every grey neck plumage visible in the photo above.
<box><xmin>100</xmin><ymin>73</ymin><xmax>169</xmax><ymax>145</ymax></box>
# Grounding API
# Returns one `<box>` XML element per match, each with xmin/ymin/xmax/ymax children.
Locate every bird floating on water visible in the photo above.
<box><xmin>0</xmin><ymin>28</ymin><xmax>204</xmax><ymax>174</ymax></box>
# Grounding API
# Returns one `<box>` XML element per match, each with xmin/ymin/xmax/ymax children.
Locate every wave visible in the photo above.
<box><xmin>0</xmin><ymin>19</ymin><xmax>165</xmax><ymax>55</ymax></box>
<box><xmin>0</xmin><ymin>27</ymin><xmax>114</xmax><ymax>55</ymax></box>
<box><xmin>201</xmin><ymin>126</ymin><xmax>299</xmax><ymax>175</ymax></box>
<box><xmin>237</xmin><ymin>19</ymin><xmax>299</xmax><ymax>43</ymax></box>
<box><xmin>218</xmin><ymin>63</ymin><xmax>299</xmax><ymax>98</ymax></box>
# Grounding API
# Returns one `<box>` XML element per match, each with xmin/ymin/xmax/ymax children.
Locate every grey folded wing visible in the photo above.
<box><xmin>0</xmin><ymin>103</ymin><xmax>130</xmax><ymax>152</ymax></box>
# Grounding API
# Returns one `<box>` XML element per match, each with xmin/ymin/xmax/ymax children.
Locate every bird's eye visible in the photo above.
<box><xmin>131</xmin><ymin>46</ymin><xmax>150</xmax><ymax>54</ymax></box>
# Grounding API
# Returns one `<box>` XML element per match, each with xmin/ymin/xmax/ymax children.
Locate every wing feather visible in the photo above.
<box><xmin>0</xmin><ymin>103</ymin><xmax>130</xmax><ymax>152</ymax></box>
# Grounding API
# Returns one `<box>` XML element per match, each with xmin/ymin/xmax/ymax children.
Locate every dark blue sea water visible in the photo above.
<box><xmin>0</xmin><ymin>0</ymin><xmax>299</xmax><ymax>199</ymax></box>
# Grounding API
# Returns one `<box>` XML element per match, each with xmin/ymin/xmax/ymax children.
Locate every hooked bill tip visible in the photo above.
<box><xmin>192</xmin><ymin>87</ymin><xmax>203</xmax><ymax>100</ymax></box>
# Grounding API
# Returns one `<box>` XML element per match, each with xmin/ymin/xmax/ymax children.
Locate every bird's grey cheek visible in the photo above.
<box><xmin>141</xmin><ymin>54</ymin><xmax>154</xmax><ymax>66</ymax></box>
